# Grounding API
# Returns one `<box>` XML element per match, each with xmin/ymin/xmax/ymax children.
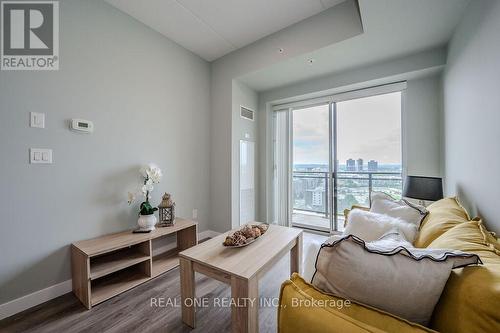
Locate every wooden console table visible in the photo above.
<box><xmin>71</xmin><ymin>218</ymin><xmax>197</xmax><ymax>309</ymax></box>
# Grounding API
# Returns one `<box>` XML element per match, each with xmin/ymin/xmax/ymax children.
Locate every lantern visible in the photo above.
<box><xmin>157</xmin><ymin>193</ymin><xmax>175</xmax><ymax>227</ymax></box>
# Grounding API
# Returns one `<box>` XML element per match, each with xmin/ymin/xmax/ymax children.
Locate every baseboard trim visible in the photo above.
<box><xmin>199</xmin><ymin>229</ymin><xmax>221</xmax><ymax>239</ymax></box>
<box><xmin>0</xmin><ymin>279</ymin><xmax>72</xmax><ymax>321</ymax></box>
<box><xmin>0</xmin><ymin>229</ymin><xmax>220</xmax><ymax>321</ymax></box>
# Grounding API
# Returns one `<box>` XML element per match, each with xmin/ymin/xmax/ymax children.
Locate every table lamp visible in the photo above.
<box><xmin>403</xmin><ymin>175</ymin><xmax>443</xmax><ymax>206</ymax></box>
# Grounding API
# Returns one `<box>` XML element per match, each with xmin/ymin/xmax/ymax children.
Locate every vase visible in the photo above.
<box><xmin>137</xmin><ymin>214</ymin><xmax>157</xmax><ymax>231</ymax></box>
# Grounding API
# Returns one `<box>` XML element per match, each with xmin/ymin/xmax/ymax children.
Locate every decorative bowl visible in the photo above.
<box><xmin>222</xmin><ymin>224</ymin><xmax>269</xmax><ymax>248</ymax></box>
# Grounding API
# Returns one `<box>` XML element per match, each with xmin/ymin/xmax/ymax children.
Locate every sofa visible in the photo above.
<box><xmin>278</xmin><ymin>197</ymin><xmax>500</xmax><ymax>333</ymax></box>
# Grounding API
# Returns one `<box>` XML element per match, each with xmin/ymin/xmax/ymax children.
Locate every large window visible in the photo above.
<box><xmin>274</xmin><ymin>83</ymin><xmax>404</xmax><ymax>232</ymax></box>
<box><xmin>335</xmin><ymin>92</ymin><xmax>402</xmax><ymax>224</ymax></box>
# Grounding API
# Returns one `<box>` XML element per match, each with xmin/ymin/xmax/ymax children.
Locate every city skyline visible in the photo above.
<box><xmin>293</xmin><ymin>159</ymin><xmax>400</xmax><ymax>171</ymax></box>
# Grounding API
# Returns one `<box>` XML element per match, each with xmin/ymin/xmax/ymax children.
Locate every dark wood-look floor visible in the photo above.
<box><xmin>0</xmin><ymin>232</ymin><xmax>326</xmax><ymax>333</ymax></box>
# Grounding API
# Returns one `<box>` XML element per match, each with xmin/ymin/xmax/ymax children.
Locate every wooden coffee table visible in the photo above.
<box><xmin>179</xmin><ymin>224</ymin><xmax>303</xmax><ymax>333</ymax></box>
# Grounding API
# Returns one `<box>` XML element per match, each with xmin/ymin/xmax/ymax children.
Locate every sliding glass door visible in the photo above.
<box><xmin>335</xmin><ymin>92</ymin><xmax>402</xmax><ymax>231</ymax></box>
<box><xmin>275</xmin><ymin>85</ymin><xmax>404</xmax><ymax>233</ymax></box>
<box><xmin>291</xmin><ymin>103</ymin><xmax>331</xmax><ymax>232</ymax></box>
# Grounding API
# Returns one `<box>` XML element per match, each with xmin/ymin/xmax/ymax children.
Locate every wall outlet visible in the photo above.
<box><xmin>192</xmin><ymin>209</ymin><xmax>198</xmax><ymax>220</ymax></box>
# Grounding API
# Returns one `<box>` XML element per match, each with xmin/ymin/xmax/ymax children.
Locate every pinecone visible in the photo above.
<box><xmin>256</xmin><ymin>224</ymin><xmax>268</xmax><ymax>234</ymax></box>
<box><xmin>241</xmin><ymin>225</ymin><xmax>256</xmax><ymax>239</ymax></box>
<box><xmin>223</xmin><ymin>235</ymin><xmax>236</xmax><ymax>246</ymax></box>
<box><xmin>234</xmin><ymin>233</ymin><xmax>247</xmax><ymax>245</ymax></box>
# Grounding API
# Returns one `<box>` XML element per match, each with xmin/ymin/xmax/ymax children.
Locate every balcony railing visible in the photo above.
<box><xmin>292</xmin><ymin>170</ymin><xmax>402</xmax><ymax>223</ymax></box>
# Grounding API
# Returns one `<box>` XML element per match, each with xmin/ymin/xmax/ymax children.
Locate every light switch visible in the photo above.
<box><xmin>34</xmin><ymin>151</ymin><xmax>42</xmax><ymax>161</ymax></box>
<box><xmin>30</xmin><ymin>148</ymin><xmax>52</xmax><ymax>164</ymax></box>
<box><xmin>30</xmin><ymin>112</ymin><xmax>45</xmax><ymax>128</ymax></box>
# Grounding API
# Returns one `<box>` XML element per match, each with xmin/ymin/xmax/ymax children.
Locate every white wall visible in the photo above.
<box><xmin>209</xmin><ymin>0</ymin><xmax>363</xmax><ymax>232</ymax></box>
<box><xmin>258</xmin><ymin>50</ymin><xmax>445</xmax><ymax>222</ymax></box>
<box><xmin>210</xmin><ymin>1</ymin><xmax>362</xmax><ymax>231</ymax></box>
<box><xmin>231</xmin><ymin>81</ymin><xmax>259</xmax><ymax>229</ymax></box>
<box><xmin>0</xmin><ymin>0</ymin><xmax>211</xmax><ymax>304</ymax></box>
<box><xmin>443</xmin><ymin>0</ymin><xmax>500</xmax><ymax>232</ymax></box>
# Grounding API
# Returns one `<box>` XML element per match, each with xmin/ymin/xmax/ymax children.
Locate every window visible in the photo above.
<box><xmin>273</xmin><ymin>83</ymin><xmax>405</xmax><ymax>232</ymax></box>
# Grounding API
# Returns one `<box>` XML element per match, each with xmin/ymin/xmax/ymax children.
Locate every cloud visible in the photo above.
<box><xmin>291</xmin><ymin>92</ymin><xmax>402</xmax><ymax>165</ymax></box>
<box><xmin>292</xmin><ymin>105</ymin><xmax>329</xmax><ymax>164</ymax></box>
<box><xmin>346</xmin><ymin>128</ymin><xmax>401</xmax><ymax>163</ymax></box>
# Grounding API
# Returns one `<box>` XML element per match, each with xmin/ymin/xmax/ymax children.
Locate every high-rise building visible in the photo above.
<box><xmin>346</xmin><ymin>159</ymin><xmax>355</xmax><ymax>171</ymax></box>
<box><xmin>311</xmin><ymin>187</ymin><xmax>323</xmax><ymax>207</ymax></box>
<box><xmin>305</xmin><ymin>185</ymin><xmax>325</xmax><ymax>209</ymax></box>
<box><xmin>357</xmin><ymin>158</ymin><xmax>363</xmax><ymax>171</ymax></box>
<box><xmin>368</xmin><ymin>160</ymin><xmax>378</xmax><ymax>171</ymax></box>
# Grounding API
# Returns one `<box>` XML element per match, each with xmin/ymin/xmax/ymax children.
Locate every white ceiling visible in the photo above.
<box><xmin>104</xmin><ymin>0</ymin><xmax>346</xmax><ymax>61</ymax></box>
<box><xmin>240</xmin><ymin>0</ymin><xmax>470</xmax><ymax>91</ymax></box>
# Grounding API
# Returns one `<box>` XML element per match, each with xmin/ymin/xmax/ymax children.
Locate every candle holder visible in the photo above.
<box><xmin>157</xmin><ymin>193</ymin><xmax>175</xmax><ymax>227</ymax></box>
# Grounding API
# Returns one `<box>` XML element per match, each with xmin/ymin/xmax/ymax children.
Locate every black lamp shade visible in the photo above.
<box><xmin>403</xmin><ymin>176</ymin><xmax>443</xmax><ymax>201</ymax></box>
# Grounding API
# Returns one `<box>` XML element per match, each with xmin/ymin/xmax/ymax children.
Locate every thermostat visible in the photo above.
<box><xmin>71</xmin><ymin>119</ymin><xmax>94</xmax><ymax>133</ymax></box>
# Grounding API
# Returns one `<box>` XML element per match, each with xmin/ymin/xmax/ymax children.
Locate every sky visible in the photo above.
<box><xmin>292</xmin><ymin>92</ymin><xmax>402</xmax><ymax>165</ymax></box>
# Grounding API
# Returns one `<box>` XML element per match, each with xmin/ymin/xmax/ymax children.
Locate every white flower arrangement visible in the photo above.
<box><xmin>128</xmin><ymin>163</ymin><xmax>163</xmax><ymax>215</ymax></box>
<box><xmin>140</xmin><ymin>164</ymin><xmax>163</xmax><ymax>184</ymax></box>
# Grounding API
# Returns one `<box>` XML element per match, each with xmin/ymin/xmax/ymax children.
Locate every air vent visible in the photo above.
<box><xmin>240</xmin><ymin>106</ymin><xmax>254</xmax><ymax>121</ymax></box>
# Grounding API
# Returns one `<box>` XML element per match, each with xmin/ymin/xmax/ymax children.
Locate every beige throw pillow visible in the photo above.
<box><xmin>311</xmin><ymin>232</ymin><xmax>481</xmax><ymax>325</ymax></box>
<box><xmin>370</xmin><ymin>191</ymin><xmax>427</xmax><ymax>227</ymax></box>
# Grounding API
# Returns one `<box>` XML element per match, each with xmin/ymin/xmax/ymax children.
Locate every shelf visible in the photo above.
<box><xmin>90</xmin><ymin>248</ymin><xmax>150</xmax><ymax>280</ymax></box>
<box><xmin>71</xmin><ymin>217</ymin><xmax>198</xmax><ymax>309</ymax></box>
<box><xmin>91</xmin><ymin>267</ymin><xmax>150</xmax><ymax>306</ymax></box>
<box><xmin>73</xmin><ymin>218</ymin><xmax>197</xmax><ymax>257</ymax></box>
<box><xmin>152</xmin><ymin>248</ymin><xmax>180</xmax><ymax>277</ymax></box>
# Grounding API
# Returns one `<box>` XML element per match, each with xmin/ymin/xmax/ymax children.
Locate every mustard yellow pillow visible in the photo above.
<box><xmin>278</xmin><ymin>273</ymin><xmax>435</xmax><ymax>333</ymax></box>
<box><xmin>414</xmin><ymin>197</ymin><xmax>471</xmax><ymax>247</ymax></box>
<box><xmin>483</xmin><ymin>226</ymin><xmax>500</xmax><ymax>254</ymax></box>
<box><xmin>427</xmin><ymin>221</ymin><xmax>500</xmax><ymax>333</ymax></box>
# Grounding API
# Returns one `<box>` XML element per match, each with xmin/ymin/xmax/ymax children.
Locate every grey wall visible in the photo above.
<box><xmin>405</xmin><ymin>75</ymin><xmax>443</xmax><ymax>178</ymax></box>
<box><xmin>0</xmin><ymin>0</ymin><xmax>211</xmax><ymax>304</ymax></box>
<box><xmin>258</xmin><ymin>51</ymin><xmax>445</xmax><ymax>222</ymax></box>
<box><xmin>443</xmin><ymin>0</ymin><xmax>500</xmax><ymax>232</ymax></box>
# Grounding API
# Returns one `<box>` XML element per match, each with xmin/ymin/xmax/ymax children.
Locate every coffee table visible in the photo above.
<box><xmin>179</xmin><ymin>224</ymin><xmax>303</xmax><ymax>333</ymax></box>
